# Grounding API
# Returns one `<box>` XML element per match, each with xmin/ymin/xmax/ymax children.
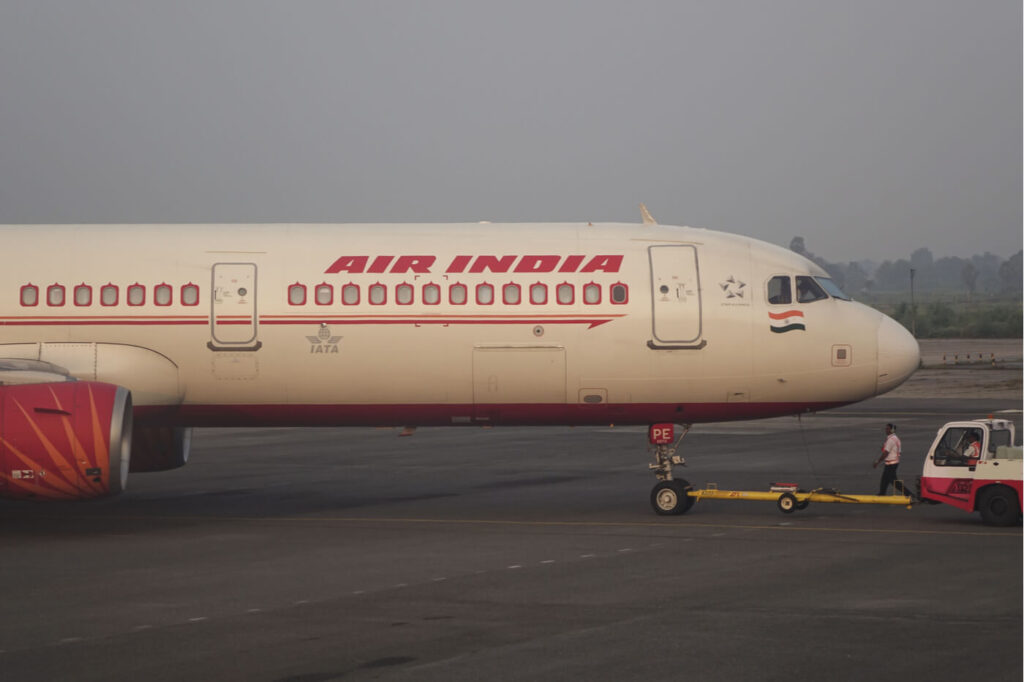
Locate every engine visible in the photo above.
<box><xmin>0</xmin><ymin>382</ymin><xmax>132</xmax><ymax>500</ymax></box>
<box><xmin>130</xmin><ymin>425</ymin><xmax>191</xmax><ymax>472</ymax></box>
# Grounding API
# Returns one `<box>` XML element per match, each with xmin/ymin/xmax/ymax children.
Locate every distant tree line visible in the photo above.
<box><xmin>788</xmin><ymin>237</ymin><xmax>1022</xmax><ymax>298</ymax></box>
<box><xmin>787</xmin><ymin>237</ymin><xmax>1022</xmax><ymax>338</ymax></box>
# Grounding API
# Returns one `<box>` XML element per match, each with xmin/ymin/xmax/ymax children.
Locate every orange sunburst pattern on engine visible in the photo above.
<box><xmin>0</xmin><ymin>383</ymin><xmax>114</xmax><ymax>500</ymax></box>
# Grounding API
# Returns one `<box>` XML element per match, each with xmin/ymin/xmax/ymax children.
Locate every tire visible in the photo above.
<box><xmin>777</xmin><ymin>492</ymin><xmax>798</xmax><ymax>514</ymax></box>
<box><xmin>795</xmin><ymin>501</ymin><xmax>809</xmax><ymax>511</ymax></box>
<box><xmin>651</xmin><ymin>479</ymin><xmax>694</xmax><ymax>516</ymax></box>
<box><xmin>978</xmin><ymin>486</ymin><xmax>1021</xmax><ymax>527</ymax></box>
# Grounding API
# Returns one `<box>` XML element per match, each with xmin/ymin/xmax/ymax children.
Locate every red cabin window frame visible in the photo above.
<box><xmin>288</xmin><ymin>283</ymin><xmax>307</xmax><ymax>306</ymax></box>
<box><xmin>341</xmin><ymin>283</ymin><xmax>360</xmax><ymax>306</ymax></box>
<box><xmin>556</xmin><ymin>282</ymin><xmax>575</xmax><ymax>305</ymax></box>
<box><xmin>126</xmin><ymin>283</ymin><xmax>146</xmax><ymax>307</ymax></box>
<box><xmin>368</xmin><ymin>282</ymin><xmax>387</xmax><ymax>306</ymax></box>
<box><xmin>314</xmin><ymin>282</ymin><xmax>333</xmax><ymax>306</ymax></box>
<box><xmin>47</xmin><ymin>283</ymin><xmax>66</xmax><ymax>307</ymax></box>
<box><xmin>422</xmin><ymin>282</ymin><xmax>441</xmax><ymax>306</ymax></box>
<box><xmin>502</xmin><ymin>282</ymin><xmax>521</xmax><ymax>305</ymax></box>
<box><xmin>154</xmin><ymin>283</ymin><xmax>173</xmax><ymax>306</ymax></box>
<box><xmin>610</xmin><ymin>282</ymin><xmax>629</xmax><ymax>305</ymax></box>
<box><xmin>395</xmin><ymin>282</ymin><xmax>414</xmax><ymax>306</ymax></box>
<box><xmin>100</xmin><ymin>284</ymin><xmax>119</xmax><ymax>307</ymax></box>
<box><xmin>20</xmin><ymin>283</ymin><xmax>39</xmax><ymax>307</ymax></box>
<box><xmin>449</xmin><ymin>283</ymin><xmax>468</xmax><ymax>306</ymax></box>
<box><xmin>180</xmin><ymin>283</ymin><xmax>200</xmax><ymax>306</ymax></box>
<box><xmin>74</xmin><ymin>283</ymin><xmax>93</xmax><ymax>307</ymax></box>
<box><xmin>529</xmin><ymin>282</ymin><xmax>548</xmax><ymax>305</ymax></box>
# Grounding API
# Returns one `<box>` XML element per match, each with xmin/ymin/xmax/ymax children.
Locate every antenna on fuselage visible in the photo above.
<box><xmin>639</xmin><ymin>203</ymin><xmax>657</xmax><ymax>225</ymax></box>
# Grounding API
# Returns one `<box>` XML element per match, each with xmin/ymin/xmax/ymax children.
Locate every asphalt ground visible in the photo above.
<box><xmin>1</xmin><ymin>395</ymin><xmax>1021</xmax><ymax>681</ymax></box>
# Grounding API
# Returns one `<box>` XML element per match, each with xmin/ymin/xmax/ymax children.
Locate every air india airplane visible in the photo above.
<box><xmin>0</xmin><ymin>209</ymin><xmax>920</xmax><ymax>513</ymax></box>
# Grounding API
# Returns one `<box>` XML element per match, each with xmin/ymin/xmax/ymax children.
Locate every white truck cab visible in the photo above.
<box><xmin>919</xmin><ymin>418</ymin><xmax>1023</xmax><ymax>526</ymax></box>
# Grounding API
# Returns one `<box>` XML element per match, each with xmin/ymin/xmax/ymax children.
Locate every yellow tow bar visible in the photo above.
<box><xmin>687</xmin><ymin>483</ymin><xmax>914</xmax><ymax>514</ymax></box>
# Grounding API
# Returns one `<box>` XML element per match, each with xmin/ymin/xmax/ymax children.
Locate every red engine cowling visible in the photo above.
<box><xmin>0</xmin><ymin>382</ymin><xmax>132</xmax><ymax>500</ymax></box>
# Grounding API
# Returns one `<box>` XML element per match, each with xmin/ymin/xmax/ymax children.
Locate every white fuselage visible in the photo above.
<box><xmin>0</xmin><ymin>222</ymin><xmax>920</xmax><ymax>427</ymax></box>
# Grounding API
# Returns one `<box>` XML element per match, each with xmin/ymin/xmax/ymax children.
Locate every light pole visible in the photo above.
<box><xmin>909</xmin><ymin>268</ymin><xmax>917</xmax><ymax>337</ymax></box>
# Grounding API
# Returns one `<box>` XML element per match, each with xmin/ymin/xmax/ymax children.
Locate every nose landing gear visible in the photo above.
<box><xmin>648</xmin><ymin>423</ymin><xmax>694</xmax><ymax>515</ymax></box>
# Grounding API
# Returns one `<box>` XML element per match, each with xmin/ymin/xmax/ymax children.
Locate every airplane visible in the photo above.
<box><xmin>0</xmin><ymin>209</ymin><xmax>920</xmax><ymax>513</ymax></box>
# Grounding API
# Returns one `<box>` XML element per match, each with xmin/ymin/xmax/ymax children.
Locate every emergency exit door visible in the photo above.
<box><xmin>210</xmin><ymin>263</ymin><xmax>259</xmax><ymax>348</ymax></box>
<box><xmin>649</xmin><ymin>245</ymin><xmax>704</xmax><ymax>347</ymax></box>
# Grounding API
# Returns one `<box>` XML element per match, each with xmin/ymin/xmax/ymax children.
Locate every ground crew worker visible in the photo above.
<box><xmin>873</xmin><ymin>423</ymin><xmax>902</xmax><ymax>495</ymax></box>
<box><xmin>964</xmin><ymin>432</ymin><xmax>982</xmax><ymax>466</ymax></box>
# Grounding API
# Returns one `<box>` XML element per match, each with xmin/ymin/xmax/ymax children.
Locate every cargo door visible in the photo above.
<box><xmin>472</xmin><ymin>346</ymin><xmax>566</xmax><ymax>422</ymax></box>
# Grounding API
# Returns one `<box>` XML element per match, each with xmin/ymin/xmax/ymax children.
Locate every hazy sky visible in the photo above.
<box><xmin>1</xmin><ymin>1</ymin><xmax>1020</xmax><ymax>261</ymax></box>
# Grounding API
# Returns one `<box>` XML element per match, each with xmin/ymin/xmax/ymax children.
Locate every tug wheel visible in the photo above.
<box><xmin>777</xmin><ymin>492</ymin><xmax>798</xmax><ymax>514</ymax></box>
<box><xmin>651</xmin><ymin>480</ymin><xmax>694</xmax><ymax>516</ymax></box>
<box><xmin>978</xmin><ymin>486</ymin><xmax>1021</xmax><ymax>527</ymax></box>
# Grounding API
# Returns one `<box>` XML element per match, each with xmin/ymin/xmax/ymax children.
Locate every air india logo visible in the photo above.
<box><xmin>307</xmin><ymin>325</ymin><xmax>342</xmax><ymax>354</ymax></box>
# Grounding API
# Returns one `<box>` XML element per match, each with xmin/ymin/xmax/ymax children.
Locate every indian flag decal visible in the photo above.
<box><xmin>769</xmin><ymin>310</ymin><xmax>805</xmax><ymax>333</ymax></box>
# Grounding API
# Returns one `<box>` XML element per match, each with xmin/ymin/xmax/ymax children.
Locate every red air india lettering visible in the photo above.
<box><xmin>514</xmin><ymin>255</ymin><xmax>561</xmax><ymax>273</ymax></box>
<box><xmin>325</xmin><ymin>256</ymin><xmax>369</xmax><ymax>274</ymax></box>
<box><xmin>580</xmin><ymin>255</ymin><xmax>623</xmax><ymax>273</ymax></box>
<box><xmin>469</xmin><ymin>255</ymin><xmax>516</xmax><ymax>273</ymax></box>
<box><xmin>325</xmin><ymin>255</ymin><xmax>623</xmax><ymax>274</ymax></box>
<box><xmin>390</xmin><ymin>256</ymin><xmax>436</xmax><ymax>273</ymax></box>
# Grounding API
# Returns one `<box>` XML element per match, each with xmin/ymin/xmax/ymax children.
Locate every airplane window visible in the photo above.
<box><xmin>288</xmin><ymin>283</ymin><xmax>306</xmax><ymax>305</ymax></box>
<box><xmin>314</xmin><ymin>284</ymin><xmax>332</xmax><ymax>305</ymax></box>
<box><xmin>449</xmin><ymin>283</ymin><xmax>467</xmax><ymax>305</ymax></box>
<box><xmin>341</xmin><ymin>284</ymin><xmax>359</xmax><ymax>305</ymax></box>
<box><xmin>155</xmin><ymin>284</ymin><xmax>173</xmax><ymax>306</ymax></box>
<box><xmin>557</xmin><ymin>283</ymin><xmax>574</xmax><ymax>305</ymax></box>
<box><xmin>767</xmin><ymin>276</ymin><xmax>791</xmax><ymax>304</ymax></box>
<box><xmin>530</xmin><ymin>283</ymin><xmax>547</xmax><ymax>305</ymax></box>
<box><xmin>815</xmin><ymin>277</ymin><xmax>850</xmax><ymax>301</ymax></box>
<box><xmin>47</xmin><ymin>284</ymin><xmax>66</xmax><ymax>307</ymax></box>
<box><xmin>101</xmin><ymin>284</ymin><xmax>119</xmax><ymax>306</ymax></box>
<box><xmin>396</xmin><ymin>283</ymin><xmax>414</xmax><ymax>305</ymax></box>
<box><xmin>74</xmin><ymin>284</ymin><xmax>92</xmax><ymax>306</ymax></box>
<box><xmin>476</xmin><ymin>283</ymin><xmax>494</xmax><ymax>305</ymax></box>
<box><xmin>990</xmin><ymin>429</ymin><xmax>1011</xmax><ymax>453</ymax></box>
<box><xmin>932</xmin><ymin>427</ymin><xmax>984</xmax><ymax>467</ymax></box>
<box><xmin>583</xmin><ymin>283</ymin><xmax>601</xmax><ymax>305</ymax></box>
<box><xmin>503</xmin><ymin>283</ymin><xmax>521</xmax><ymax>305</ymax></box>
<box><xmin>20</xmin><ymin>284</ymin><xmax>38</xmax><ymax>306</ymax></box>
<box><xmin>610</xmin><ymin>283</ymin><xmax>628</xmax><ymax>305</ymax></box>
<box><xmin>795</xmin><ymin>276</ymin><xmax>828</xmax><ymax>303</ymax></box>
<box><xmin>181</xmin><ymin>283</ymin><xmax>200</xmax><ymax>306</ymax></box>
<box><xmin>423</xmin><ymin>283</ymin><xmax>441</xmax><ymax>305</ymax></box>
<box><xmin>127</xmin><ymin>284</ymin><xmax>145</xmax><ymax>306</ymax></box>
<box><xmin>369</xmin><ymin>283</ymin><xmax>386</xmax><ymax>305</ymax></box>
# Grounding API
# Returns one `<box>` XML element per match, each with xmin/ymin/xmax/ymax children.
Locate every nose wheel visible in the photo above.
<box><xmin>647</xmin><ymin>423</ymin><xmax>694</xmax><ymax>515</ymax></box>
<box><xmin>651</xmin><ymin>479</ymin><xmax>694</xmax><ymax>515</ymax></box>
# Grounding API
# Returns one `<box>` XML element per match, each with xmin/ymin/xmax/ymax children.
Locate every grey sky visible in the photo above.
<box><xmin>0</xmin><ymin>1</ymin><xmax>1019</xmax><ymax>261</ymax></box>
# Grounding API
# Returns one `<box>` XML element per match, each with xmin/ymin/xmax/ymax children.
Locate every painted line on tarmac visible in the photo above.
<box><xmin>105</xmin><ymin>514</ymin><xmax>1018</xmax><ymax>538</ymax></box>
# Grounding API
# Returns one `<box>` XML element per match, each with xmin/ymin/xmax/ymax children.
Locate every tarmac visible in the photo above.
<box><xmin>0</xmin><ymin>362</ymin><xmax>1021</xmax><ymax>681</ymax></box>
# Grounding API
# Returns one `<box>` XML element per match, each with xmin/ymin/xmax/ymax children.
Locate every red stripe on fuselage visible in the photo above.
<box><xmin>134</xmin><ymin>401</ymin><xmax>846</xmax><ymax>428</ymax></box>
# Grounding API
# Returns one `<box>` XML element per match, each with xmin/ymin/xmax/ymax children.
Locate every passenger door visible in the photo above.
<box><xmin>648</xmin><ymin>245</ymin><xmax>704</xmax><ymax>348</ymax></box>
<box><xmin>210</xmin><ymin>263</ymin><xmax>260</xmax><ymax>350</ymax></box>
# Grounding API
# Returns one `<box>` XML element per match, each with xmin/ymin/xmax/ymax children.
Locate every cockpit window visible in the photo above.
<box><xmin>795</xmin><ymin>276</ymin><xmax>828</xmax><ymax>303</ymax></box>
<box><xmin>815</xmin><ymin>277</ymin><xmax>850</xmax><ymax>301</ymax></box>
<box><xmin>767</xmin><ymin>276</ymin><xmax>791</xmax><ymax>304</ymax></box>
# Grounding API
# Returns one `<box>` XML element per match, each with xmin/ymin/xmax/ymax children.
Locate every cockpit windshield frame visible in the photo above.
<box><xmin>815</xmin><ymin>277</ymin><xmax>851</xmax><ymax>301</ymax></box>
<box><xmin>795</xmin><ymin>276</ymin><xmax>828</xmax><ymax>303</ymax></box>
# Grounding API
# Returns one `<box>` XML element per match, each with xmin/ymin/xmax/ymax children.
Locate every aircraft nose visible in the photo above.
<box><xmin>876</xmin><ymin>315</ymin><xmax>920</xmax><ymax>395</ymax></box>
